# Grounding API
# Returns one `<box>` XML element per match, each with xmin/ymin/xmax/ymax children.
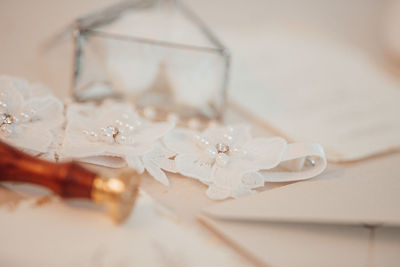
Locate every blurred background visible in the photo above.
<box><xmin>2</xmin><ymin>0</ymin><xmax>400</xmax><ymax>96</ymax></box>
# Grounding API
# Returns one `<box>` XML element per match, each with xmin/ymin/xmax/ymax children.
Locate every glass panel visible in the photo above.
<box><xmin>73</xmin><ymin>0</ymin><xmax>229</xmax><ymax>120</ymax></box>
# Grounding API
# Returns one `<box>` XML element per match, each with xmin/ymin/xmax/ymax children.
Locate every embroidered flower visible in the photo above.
<box><xmin>163</xmin><ymin>125</ymin><xmax>288</xmax><ymax>199</ymax></box>
<box><xmin>62</xmin><ymin>101</ymin><xmax>176</xmax><ymax>184</ymax></box>
<box><xmin>0</xmin><ymin>75</ymin><xmax>64</xmax><ymax>156</ymax></box>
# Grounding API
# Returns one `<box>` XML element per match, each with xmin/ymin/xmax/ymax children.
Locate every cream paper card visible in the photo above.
<box><xmin>204</xmin><ymin>152</ymin><xmax>400</xmax><ymax>226</ymax></box>
<box><xmin>229</xmin><ymin>27</ymin><xmax>400</xmax><ymax>161</ymax></box>
<box><xmin>200</xmin><ymin>216</ymin><xmax>372</xmax><ymax>267</ymax></box>
<box><xmin>200</xmin><ymin>152</ymin><xmax>400</xmax><ymax>266</ymax></box>
<box><xmin>200</xmin><ymin>215</ymin><xmax>400</xmax><ymax>267</ymax></box>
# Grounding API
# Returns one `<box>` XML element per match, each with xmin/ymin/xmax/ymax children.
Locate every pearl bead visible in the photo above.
<box><xmin>216</xmin><ymin>153</ymin><xmax>229</xmax><ymax>166</ymax></box>
<box><xmin>116</xmin><ymin>134</ymin><xmax>127</xmax><ymax>144</ymax></box>
<box><xmin>198</xmin><ymin>137</ymin><xmax>210</xmax><ymax>148</ymax></box>
<box><xmin>82</xmin><ymin>114</ymin><xmax>143</xmax><ymax>145</ymax></box>
<box><xmin>100</xmin><ymin>132</ymin><xmax>114</xmax><ymax>143</ymax></box>
<box><xmin>100</xmin><ymin>128</ymin><xmax>111</xmax><ymax>137</ymax></box>
<box><xmin>305</xmin><ymin>157</ymin><xmax>316</xmax><ymax>167</ymax></box>
<box><xmin>125</xmin><ymin>123</ymin><xmax>134</xmax><ymax>131</ymax></box>
<box><xmin>143</xmin><ymin>106</ymin><xmax>156</xmax><ymax>120</ymax></box>
<box><xmin>223</xmin><ymin>134</ymin><xmax>233</xmax><ymax>141</ymax></box>
<box><xmin>201</xmin><ymin>138</ymin><xmax>209</xmax><ymax>145</ymax></box>
<box><xmin>87</xmin><ymin>131</ymin><xmax>98</xmax><ymax>141</ymax></box>
<box><xmin>206</xmin><ymin>146</ymin><xmax>218</xmax><ymax>157</ymax></box>
<box><xmin>231</xmin><ymin>147</ymin><xmax>247</xmax><ymax>156</ymax></box>
<box><xmin>20</xmin><ymin>112</ymin><xmax>30</xmax><ymax>121</ymax></box>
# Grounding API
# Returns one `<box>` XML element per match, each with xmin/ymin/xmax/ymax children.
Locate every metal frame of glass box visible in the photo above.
<box><xmin>71</xmin><ymin>0</ymin><xmax>230</xmax><ymax>120</ymax></box>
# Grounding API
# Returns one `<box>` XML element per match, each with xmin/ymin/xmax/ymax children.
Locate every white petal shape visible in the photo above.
<box><xmin>24</xmin><ymin>96</ymin><xmax>64</xmax><ymax>128</ymax></box>
<box><xmin>241</xmin><ymin>171</ymin><xmax>265</xmax><ymax>189</ymax></box>
<box><xmin>206</xmin><ymin>185</ymin><xmax>231</xmax><ymax>200</ymax></box>
<box><xmin>207</xmin><ymin>169</ymin><xmax>261</xmax><ymax>199</ymax></box>
<box><xmin>212</xmin><ymin>166</ymin><xmax>244</xmax><ymax>195</ymax></box>
<box><xmin>175</xmin><ymin>154</ymin><xmax>214</xmax><ymax>182</ymax></box>
<box><xmin>143</xmin><ymin>158</ymin><xmax>170</xmax><ymax>186</ymax></box>
<box><xmin>62</xmin><ymin>101</ymin><xmax>172</xmax><ymax>171</ymax></box>
<box><xmin>203</xmin><ymin>124</ymin><xmax>252</xmax><ymax>148</ymax></box>
<box><xmin>163</xmin><ymin>128</ymin><xmax>200</xmax><ymax>154</ymax></box>
<box><xmin>3</xmin><ymin>76</ymin><xmax>32</xmax><ymax>99</ymax></box>
<box><xmin>236</xmin><ymin>137</ymin><xmax>287</xmax><ymax>171</ymax></box>
<box><xmin>0</xmin><ymin>76</ymin><xmax>63</xmax><ymax>155</ymax></box>
<box><xmin>142</xmin><ymin>142</ymin><xmax>177</xmax><ymax>173</ymax></box>
<box><xmin>0</xmin><ymin>78</ymin><xmax>24</xmax><ymax>114</ymax></box>
<box><xmin>134</xmin><ymin>121</ymin><xmax>175</xmax><ymax>144</ymax></box>
<box><xmin>154</xmin><ymin>155</ymin><xmax>176</xmax><ymax>173</ymax></box>
<box><xmin>5</xmin><ymin>124</ymin><xmax>53</xmax><ymax>153</ymax></box>
<box><xmin>126</xmin><ymin>155</ymin><xmax>145</xmax><ymax>173</ymax></box>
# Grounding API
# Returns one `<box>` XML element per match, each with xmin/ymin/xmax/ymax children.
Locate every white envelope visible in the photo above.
<box><xmin>200</xmin><ymin>152</ymin><xmax>400</xmax><ymax>266</ymax></box>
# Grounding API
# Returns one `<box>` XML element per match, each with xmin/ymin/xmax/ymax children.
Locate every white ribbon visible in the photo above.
<box><xmin>262</xmin><ymin>142</ymin><xmax>327</xmax><ymax>182</ymax></box>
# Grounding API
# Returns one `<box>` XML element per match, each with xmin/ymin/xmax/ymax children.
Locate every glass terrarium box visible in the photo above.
<box><xmin>72</xmin><ymin>0</ymin><xmax>230</xmax><ymax>121</ymax></box>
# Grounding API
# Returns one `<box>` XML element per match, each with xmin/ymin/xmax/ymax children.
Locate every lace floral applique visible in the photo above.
<box><xmin>0</xmin><ymin>75</ymin><xmax>64</xmax><ymax>157</ymax></box>
<box><xmin>61</xmin><ymin>101</ymin><xmax>176</xmax><ymax>184</ymax></box>
<box><xmin>163</xmin><ymin>124</ymin><xmax>327</xmax><ymax>200</ymax></box>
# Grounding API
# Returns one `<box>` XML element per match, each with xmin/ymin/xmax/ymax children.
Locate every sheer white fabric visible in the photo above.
<box><xmin>61</xmin><ymin>101</ymin><xmax>176</xmax><ymax>184</ymax></box>
<box><xmin>0</xmin><ymin>75</ymin><xmax>327</xmax><ymax>199</ymax></box>
<box><xmin>0</xmin><ymin>75</ymin><xmax>64</xmax><ymax>158</ymax></box>
<box><xmin>163</xmin><ymin>125</ymin><xmax>327</xmax><ymax>199</ymax></box>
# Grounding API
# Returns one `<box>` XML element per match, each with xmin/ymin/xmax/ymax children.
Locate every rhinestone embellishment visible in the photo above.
<box><xmin>2</xmin><ymin>114</ymin><xmax>14</xmax><ymax>124</ymax></box>
<box><xmin>83</xmin><ymin>116</ymin><xmax>142</xmax><ymax>145</ymax></box>
<box><xmin>0</xmin><ymin>114</ymin><xmax>16</xmax><ymax>137</ymax></box>
<box><xmin>215</xmin><ymin>143</ymin><xmax>229</xmax><ymax>154</ymax></box>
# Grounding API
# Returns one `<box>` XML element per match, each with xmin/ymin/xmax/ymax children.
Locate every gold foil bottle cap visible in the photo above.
<box><xmin>91</xmin><ymin>171</ymin><xmax>141</xmax><ymax>223</ymax></box>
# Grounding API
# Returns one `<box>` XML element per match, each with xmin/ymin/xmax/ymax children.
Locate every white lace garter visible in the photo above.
<box><xmin>0</xmin><ymin>75</ymin><xmax>327</xmax><ymax>199</ymax></box>
<box><xmin>0</xmin><ymin>75</ymin><xmax>63</xmax><ymax>158</ymax></box>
